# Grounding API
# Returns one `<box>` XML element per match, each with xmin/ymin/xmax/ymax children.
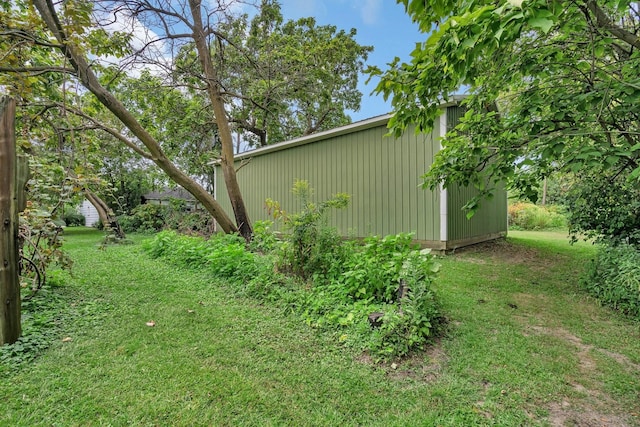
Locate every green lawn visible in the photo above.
<box><xmin>1</xmin><ymin>228</ymin><xmax>638</xmax><ymax>426</ymax></box>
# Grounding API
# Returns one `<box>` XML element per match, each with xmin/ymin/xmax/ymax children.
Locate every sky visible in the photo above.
<box><xmin>276</xmin><ymin>0</ymin><xmax>426</xmax><ymax>121</ymax></box>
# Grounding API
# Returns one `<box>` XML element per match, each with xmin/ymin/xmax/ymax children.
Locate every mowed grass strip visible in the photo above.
<box><xmin>0</xmin><ymin>228</ymin><xmax>638</xmax><ymax>426</ymax></box>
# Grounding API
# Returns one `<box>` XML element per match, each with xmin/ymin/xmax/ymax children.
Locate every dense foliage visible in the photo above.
<box><xmin>373</xmin><ymin>0</ymin><xmax>640</xmax><ymax>242</ymax></box>
<box><xmin>565</xmin><ymin>173</ymin><xmax>640</xmax><ymax>245</ymax></box>
<box><xmin>62</xmin><ymin>209</ymin><xmax>85</xmax><ymax>227</ymax></box>
<box><xmin>507</xmin><ymin>202</ymin><xmax>567</xmax><ymax>231</ymax></box>
<box><xmin>117</xmin><ymin>201</ymin><xmax>213</xmax><ymax>235</ymax></box>
<box><xmin>583</xmin><ymin>243</ymin><xmax>640</xmax><ymax>320</ymax></box>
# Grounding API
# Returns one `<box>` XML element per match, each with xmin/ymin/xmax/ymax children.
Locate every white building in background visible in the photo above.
<box><xmin>80</xmin><ymin>199</ymin><xmax>100</xmax><ymax>227</ymax></box>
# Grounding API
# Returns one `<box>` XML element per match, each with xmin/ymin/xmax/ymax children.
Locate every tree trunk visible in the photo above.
<box><xmin>188</xmin><ymin>0</ymin><xmax>253</xmax><ymax>242</ymax></box>
<box><xmin>84</xmin><ymin>190</ymin><xmax>125</xmax><ymax>239</ymax></box>
<box><xmin>31</xmin><ymin>0</ymin><xmax>239</xmax><ymax>235</ymax></box>
<box><xmin>0</xmin><ymin>96</ymin><xmax>21</xmax><ymax>345</ymax></box>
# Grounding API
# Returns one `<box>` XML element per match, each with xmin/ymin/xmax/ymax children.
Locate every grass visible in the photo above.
<box><xmin>1</xmin><ymin>228</ymin><xmax>639</xmax><ymax>426</ymax></box>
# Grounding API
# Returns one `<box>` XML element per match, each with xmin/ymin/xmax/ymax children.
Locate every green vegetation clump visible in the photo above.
<box><xmin>62</xmin><ymin>210</ymin><xmax>85</xmax><ymax>227</ymax></box>
<box><xmin>508</xmin><ymin>202</ymin><xmax>567</xmax><ymax>230</ymax></box>
<box><xmin>119</xmin><ymin>201</ymin><xmax>213</xmax><ymax>235</ymax></box>
<box><xmin>566</xmin><ymin>174</ymin><xmax>640</xmax><ymax>245</ymax></box>
<box><xmin>144</xmin><ymin>181</ymin><xmax>444</xmax><ymax>359</ymax></box>
<box><xmin>582</xmin><ymin>243</ymin><xmax>640</xmax><ymax>320</ymax></box>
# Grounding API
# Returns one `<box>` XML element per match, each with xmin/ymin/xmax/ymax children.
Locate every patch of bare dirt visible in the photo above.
<box><xmin>447</xmin><ymin>238</ymin><xmax>551</xmax><ymax>267</ymax></box>
<box><xmin>525</xmin><ymin>325</ymin><xmax>639</xmax><ymax>426</ymax></box>
<box><xmin>529</xmin><ymin>326</ymin><xmax>640</xmax><ymax>372</ymax></box>
<box><xmin>364</xmin><ymin>340</ymin><xmax>450</xmax><ymax>383</ymax></box>
<box><xmin>547</xmin><ymin>401</ymin><xmax>632</xmax><ymax>427</ymax></box>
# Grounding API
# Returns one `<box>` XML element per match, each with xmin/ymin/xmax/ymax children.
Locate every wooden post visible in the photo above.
<box><xmin>0</xmin><ymin>96</ymin><xmax>21</xmax><ymax>345</ymax></box>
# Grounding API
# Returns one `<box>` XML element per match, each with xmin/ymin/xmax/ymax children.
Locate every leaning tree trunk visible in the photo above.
<box><xmin>84</xmin><ymin>189</ymin><xmax>125</xmax><ymax>239</ymax></box>
<box><xmin>189</xmin><ymin>0</ymin><xmax>253</xmax><ymax>242</ymax></box>
<box><xmin>0</xmin><ymin>96</ymin><xmax>21</xmax><ymax>345</ymax></box>
<box><xmin>32</xmin><ymin>0</ymin><xmax>239</xmax><ymax>235</ymax></box>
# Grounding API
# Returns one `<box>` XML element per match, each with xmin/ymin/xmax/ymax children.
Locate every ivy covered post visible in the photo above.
<box><xmin>0</xmin><ymin>96</ymin><xmax>21</xmax><ymax>345</ymax></box>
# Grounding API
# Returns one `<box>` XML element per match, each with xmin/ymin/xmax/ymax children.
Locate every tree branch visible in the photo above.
<box><xmin>0</xmin><ymin>66</ymin><xmax>75</xmax><ymax>76</ymax></box>
<box><xmin>44</xmin><ymin>102</ymin><xmax>154</xmax><ymax>160</ymax></box>
<box><xmin>585</xmin><ymin>0</ymin><xmax>640</xmax><ymax>50</ymax></box>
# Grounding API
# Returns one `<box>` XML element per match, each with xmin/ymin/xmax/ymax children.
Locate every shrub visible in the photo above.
<box><xmin>165</xmin><ymin>209</ymin><xmax>213</xmax><ymax>235</ymax></box>
<box><xmin>120</xmin><ymin>203</ymin><xmax>167</xmax><ymax>233</ymax></box>
<box><xmin>338</xmin><ymin>233</ymin><xmax>416</xmax><ymax>302</ymax></box>
<box><xmin>566</xmin><ymin>174</ymin><xmax>640</xmax><ymax>245</ymax></box>
<box><xmin>263</xmin><ymin>181</ymin><xmax>444</xmax><ymax>359</ymax></box>
<box><xmin>248</xmin><ymin>220</ymin><xmax>279</xmax><ymax>253</ymax></box>
<box><xmin>266</xmin><ymin>179</ymin><xmax>349</xmax><ymax>280</ymax></box>
<box><xmin>582</xmin><ymin>243</ymin><xmax>640</xmax><ymax>320</ymax></box>
<box><xmin>120</xmin><ymin>202</ymin><xmax>213</xmax><ymax>235</ymax></box>
<box><xmin>62</xmin><ymin>210</ymin><xmax>85</xmax><ymax>227</ymax></box>
<box><xmin>367</xmin><ymin>249</ymin><xmax>443</xmax><ymax>358</ymax></box>
<box><xmin>508</xmin><ymin>202</ymin><xmax>567</xmax><ymax>230</ymax></box>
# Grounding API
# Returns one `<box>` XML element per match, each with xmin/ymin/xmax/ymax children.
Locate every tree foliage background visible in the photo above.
<box><xmin>0</xmin><ymin>0</ymin><xmax>372</xmax><ymax>240</ymax></box>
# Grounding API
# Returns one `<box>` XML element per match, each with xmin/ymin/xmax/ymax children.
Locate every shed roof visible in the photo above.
<box><xmin>144</xmin><ymin>188</ymin><xmax>196</xmax><ymax>201</ymax></box>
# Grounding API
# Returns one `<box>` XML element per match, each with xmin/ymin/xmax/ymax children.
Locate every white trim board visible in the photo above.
<box><xmin>439</xmin><ymin>108</ymin><xmax>448</xmax><ymax>242</ymax></box>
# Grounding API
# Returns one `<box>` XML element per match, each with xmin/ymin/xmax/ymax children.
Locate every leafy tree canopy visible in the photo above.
<box><xmin>175</xmin><ymin>0</ymin><xmax>373</xmax><ymax>147</ymax></box>
<box><xmin>372</xmin><ymin>0</ymin><xmax>639</xmax><ymax>240</ymax></box>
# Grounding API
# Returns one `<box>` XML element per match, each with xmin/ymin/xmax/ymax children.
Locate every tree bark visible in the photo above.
<box><xmin>0</xmin><ymin>96</ymin><xmax>21</xmax><ymax>345</ymax></box>
<box><xmin>31</xmin><ymin>0</ymin><xmax>239</xmax><ymax>235</ymax></box>
<box><xmin>188</xmin><ymin>0</ymin><xmax>253</xmax><ymax>242</ymax></box>
<box><xmin>84</xmin><ymin>190</ymin><xmax>126</xmax><ymax>239</ymax></box>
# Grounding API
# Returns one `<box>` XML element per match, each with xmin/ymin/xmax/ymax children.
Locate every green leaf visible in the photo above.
<box><xmin>527</xmin><ymin>17</ymin><xmax>554</xmax><ymax>33</ymax></box>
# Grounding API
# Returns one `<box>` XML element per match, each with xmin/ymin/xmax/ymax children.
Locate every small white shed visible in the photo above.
<box><xmin>80</xmin><ymin>199</ymin><xmax>100</xmax><ymax>227</ymax></box>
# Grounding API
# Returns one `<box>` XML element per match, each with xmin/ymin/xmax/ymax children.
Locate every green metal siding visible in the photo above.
<box><xmin>446</xmin><ymin>183</ymin><xmax>508</xmax><ymax>242</ymax></box>
<box><xmin>445</xmin><ymin>105</ymin><xmax>508</xmax><ymax>242</ymax></box>
<box><xmin>215</xmin><ymin>121</ymin><xmax>442</xmax><ymax>241</ymax></box>
<box><xmin>447</xmin><ymin>105</ymin><xmax>467</xmax><ymax>132</ymax></box>
<box><xmin>214</xmin><ymin>102</ymin><xmax>507</xmax><ymax>247</ymax></box>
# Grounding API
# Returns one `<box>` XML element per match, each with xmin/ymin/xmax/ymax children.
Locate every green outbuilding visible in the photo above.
<box><xmin>214</xmin><ymin>100</ymin><xmax>507</xmax><ymax>250</ymax></box>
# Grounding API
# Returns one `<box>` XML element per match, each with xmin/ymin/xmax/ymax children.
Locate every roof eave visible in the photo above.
<box><xmin>209</xmin><ymin>96</ymin><xmax>466</xmax><ymax>164</ymax></box>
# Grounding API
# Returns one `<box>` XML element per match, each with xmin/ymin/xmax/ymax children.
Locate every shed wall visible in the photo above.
<box><xmin>446</xmin><ymin>183</ymin><xmax>508</xmax><ymax>246</ymax></box>
<box><xmin>80</xmin><ymin>199</ymin><xmax>99</xmax><ymax>227</ymax></box>
<box><xmin>215</xmin><ymin>123</ymin><xmax>443</xmax><ymax>241</ymax></box>
<box><xmin>443</xmin><ymin>105</ymin><xmax>508</xmax><ymax>247</ymax></box>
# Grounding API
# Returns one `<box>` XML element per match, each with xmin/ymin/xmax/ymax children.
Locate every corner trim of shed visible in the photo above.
<box><xmin>438</xmin><ymin>108</ymin><xmax>448</xmax><ymax>242</ymax></box>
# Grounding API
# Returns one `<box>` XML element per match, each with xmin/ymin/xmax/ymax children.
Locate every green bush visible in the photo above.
<box><xmin>120</xmin><ymin>203</ymin><xmax>167</xmax><ymax>233</ymax></box>
<box><xmin>62</xmin><ymin>210</ymin><xmax>85</xmax><ymax>227</ymax></box>
<box><xmin>266</xmin><ymin>179</ymin><xmax>349</xmax><ymax>280</ymax></box>
<box><xmin>120</xmin><ymin>202</ymin><xmax>213</xmax><ymax>235</ymax></box>
<box><xmin>337</xmin><ymin>233</ymin><xmax>416</xmax><ymax>302</ymax></box>
<box><xmin>566</xmin><ymin>174</ymin><xmax>640</xmax><ymax>245</ymax></box>
<box><xmin>263</xmin><ymin>181</ymin><xmax>444</xmax><ymax>359</ymax></box>
<box><xmin>508</xmin><ymin>202</ymin><xmax>567</xmax><ymax>230</ymax></box>
<box><xmin>248</xmin><ymin>220</ymin><xmax>279</xmax><ymax>253</ymax></box>
<box><xmin>165</xmin><ymin>209</ymin><xmax>213</xmax><ymax>235</ymax></box>
<box><xmin>582</xmin><ymin>243</ymin><xmax>640</xmax><ymax>320</ymax></box>
<box><xmin>144</xmin><ymin>231</ymin><xmax>261</xmax><ymax>282</ymax></box>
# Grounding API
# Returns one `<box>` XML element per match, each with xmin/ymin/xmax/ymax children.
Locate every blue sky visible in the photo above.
<box><xmin>277</xmin><ymin>0</ymin><xmax>425</xmax><ymax>121</ymax></box>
